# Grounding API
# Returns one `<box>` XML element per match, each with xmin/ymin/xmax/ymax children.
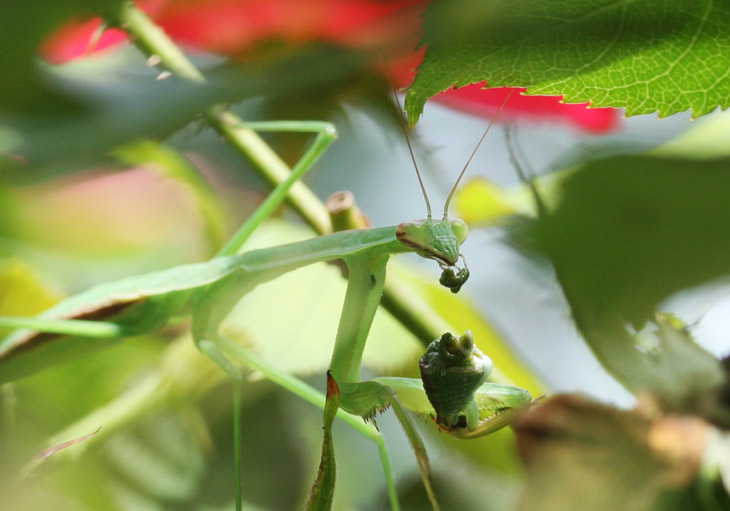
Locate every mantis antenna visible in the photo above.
<box><xmin>442</xmin><ymin>89</ymin><xmax>515</xmax><ymax>219</ymax></box>
<box><xmin>382</xmin><ymin>57</ymin><xmax>514</xmax><ymax>221</ymax></box>
<box><xmin>381</xmin><ymin>57</ymin><xmax>433</xmax><ymax>219</ymax></box>
<box><xmin>380</xmin><ymin>51</ymin><xmax>515</xmax><ymax>293</ymax></box>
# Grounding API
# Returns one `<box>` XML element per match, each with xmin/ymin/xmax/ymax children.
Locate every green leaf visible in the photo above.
<box><xmin>453</xmin><ymin>177</ymin><xmax>535</xmax><ymax>226</ymax></box>
<box><xmin>0</xmin><ymin>1</ymin><xmax>124</xmax><ymax>113</ymax></box>
<box><xmin>406</xmin><ymin>0</ymin><xmax>730</xmax><ymax>122</ymax></box>
<box><xmin>0</xmin><ymin>259</ymin><xmax>61</xmax><ymax>321</ymax></box>
<box><xmin>525</xmin><ymin>153</ymin><xmax>730</xmax><ymax>328</ymax></box>
<box><xmin>645</xmin><ymin>314</ymin><xmax>728</xmax><ymax>421</ymax></box>
<box><xmin>513</xmin><ymin>151</ymin><xmax>730</xmax><ymax>420</ymax></box>
<box><xmin>1</xmin><ymin>46</ymin><xmax>366</xmax><ymax>182</ymax></box>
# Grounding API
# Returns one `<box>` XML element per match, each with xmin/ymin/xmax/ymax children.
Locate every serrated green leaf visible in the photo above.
<box><xmin>406</xmin><ymin>0</ymin><xmax>730</xmax><ymax>122</ymax></box>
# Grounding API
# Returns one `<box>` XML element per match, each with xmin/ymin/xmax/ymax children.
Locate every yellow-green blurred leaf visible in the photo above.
<box><xmin>0</xmin><ymin>259</ymin><xmax>61</xmax><ymax>321</ymax></box>
<box><xmin>453</xmin><ymin>177</ymin><xmax>532</xmax><ymax>226</ymax></box>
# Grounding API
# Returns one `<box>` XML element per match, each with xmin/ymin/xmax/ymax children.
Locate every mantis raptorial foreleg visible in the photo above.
<box><xmin>210</xmin><ymin>334</ymin><xmax>440</xmax><ymax>511</ymax></box>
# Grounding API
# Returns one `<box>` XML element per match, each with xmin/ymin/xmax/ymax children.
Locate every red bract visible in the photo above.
<box><xmin>41</xmin><ymin>0</ymin><xmax>620</xmax><ymax>134</ymax></box>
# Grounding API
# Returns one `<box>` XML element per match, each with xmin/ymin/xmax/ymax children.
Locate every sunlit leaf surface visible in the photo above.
<box><xmin>407</xmin><ymin>0</ymin><xmax>730</xmax><ymax>121</ymax></box>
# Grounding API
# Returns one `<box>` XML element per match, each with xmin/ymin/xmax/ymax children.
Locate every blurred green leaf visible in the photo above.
<box><xmin>406</xmin><ymin>0</ymin><xmax>730</xmax><ymax>122</ymax></box>
<box><xmin>525</xmin><ymin>153</ymin><xmax>730</xmax><ymax>328</ymax></box>
<box><xmin>1</xmin><ymin>46</ymin><xmax>367</xmax><ymax>182</ymax></box>
<box><xmin>511</xmin><ymin>151</ymin><xmax>730</xmax><ymax>423</ymax></box>
<box><xmin>643</xmin><ymin>314</ymin><xmax>728</xmax><ymax>421</ymax></box>
<box><xmin>453</xmin><ymin>177</ymin><xmax>534</xmax><ymax>226</ymax></box>
<box><xmin>103</xmin><ymin>413</ymin><xmax>207</xmax><ymax>502</ymax></box>
<box><xmin>0</xmin><ymin>259</ymin><xmax>61</xmax><ymax>321</ymax></box>
<box><xmin>0</xmin><ymin>0</ymin><xmax>124</xmax><ymax>113</ymax></box>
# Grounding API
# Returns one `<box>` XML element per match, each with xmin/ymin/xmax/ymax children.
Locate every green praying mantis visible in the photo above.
<box><xmin>0</xmin><ymin>8</ymin><xmax>532</xmax><ymax>511</ymax></box>
<box><xmin>0</xmin><ymin>118</ymin><xmax>531</xmax><ymax>509</ymax></box>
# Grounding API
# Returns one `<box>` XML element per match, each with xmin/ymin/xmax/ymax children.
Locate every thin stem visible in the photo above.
<box><xmin>211</xmin><ymin>111</ymin><xmax>332</xmax><ymax>235</ymax></box>
<box><xmin>443</xmin><ymin>88</ymin><xmax>515</xmax><ymax>218</ymax></box>
<box><xmin>505</xmin><ymin>124</ymin><xmax>548</xmax><ymax>219</ymax></box>
<box><xmin>107</xmin><ymin>3</ymin><xmax>331</xmax><ymax>237</ymax></box>
<box><xmin>374</xmin><ymin>435</ymin><xmax>401</xmax><ymax>511</ymax></box>
<box><xmin>113</xmin><ymin>2</ymin><xmax>204</xmax><ymax>82</ymax></box>
<box><xmin>232</xmin><ymin>380</ymin><xmax>243</xmax><ymax>511</ymax></box>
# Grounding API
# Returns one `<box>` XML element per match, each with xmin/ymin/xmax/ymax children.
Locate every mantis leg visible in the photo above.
<box><xmin>196</xmin><ymin>119</ymin><xmax>337</xmax><ymax>510</ymax></box>
<box><xmin>194</xmin><ymin>336</ymin><xmax>244</xmax><ymax>511</ymax></box>
<box><xmin>0</xmin><ymin>317</ymin><xmax>124</xmax><ymax>338</ymax></box>
<box><xmin>216</xmin><ymin>120</ymin><xmax>338</xmax><ymax>257</ymax></box>
<box><xmin>198</xmin><ymin>250</ymin><xmax>438</xmax><ymax>510</ymax></box>
<box><xmin>211</xmin><ymin>334</ymin><xmax>405</xmax><ymax>511</ymax></box>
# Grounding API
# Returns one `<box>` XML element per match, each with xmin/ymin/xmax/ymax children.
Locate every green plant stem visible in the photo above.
<box><xmin>106</xmin><ymin>1</ymin><xmax>466</xmax><ymax>352</ymax></box>
<box><xmin>108</xmin><ymin>2</ymin><xmax>330</xmax><ymax>235</ymax></box>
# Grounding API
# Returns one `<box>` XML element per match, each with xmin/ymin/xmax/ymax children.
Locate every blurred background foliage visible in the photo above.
<box><xmin>1</xmin><ymin>1</ymin><xmax>729</xmax><ymax>511</ymax></box>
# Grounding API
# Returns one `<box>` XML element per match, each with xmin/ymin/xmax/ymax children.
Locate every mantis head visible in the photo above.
<box><xmin>390</xmin><ymin>76</ymin><xmax>511</xmax><ymax>294</ymax></box>
<box><xmin>396</xmin><ymin>217</ymin><xmax>470</xmax><ymax>293</ymax></box>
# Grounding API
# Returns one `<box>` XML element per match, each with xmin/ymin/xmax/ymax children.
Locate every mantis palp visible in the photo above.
<box><xmin>0</xmin><ymin>4</ymin><xmax>532</xmax><ymax>510</ymax></box>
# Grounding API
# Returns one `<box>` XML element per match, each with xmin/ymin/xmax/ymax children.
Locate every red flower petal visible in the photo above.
<box><xmin>41</xmin><ymin>18</ymin><xmax>128</xmax><ymax>64</ymax></box>
<box><xmin>154</xmin><ymin>0</ymin><xmax>423</xmax><ymax>53</ymax></box>
<box><xmin>434</xmin><ymin>84</ymin><xmax>621</xmax><ymax>134</ymax></box>
<box><xmin>40</xmin><ymin>1</ymin><xmax>620</xmax><ymax>134</ymax></box>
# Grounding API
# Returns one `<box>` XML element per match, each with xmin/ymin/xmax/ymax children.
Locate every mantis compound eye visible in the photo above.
<box><xmin>419</xmin><ymin>331</ymin><xmax>493</xmax><ymax>430</ymax></box>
